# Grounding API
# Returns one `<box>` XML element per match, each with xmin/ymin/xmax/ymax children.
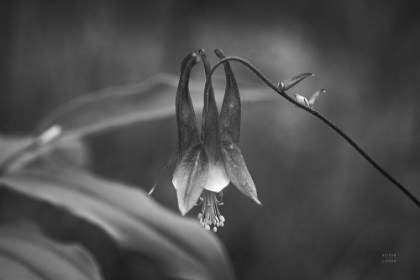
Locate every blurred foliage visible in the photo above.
<box><xmin>0</xmin><ymin>221</ymin><xmax>103</xmax><ymax>280</ymax></box>
<box><xmin>0</xmin><ymin>73</ymin><xmax>241</xmax><ymax>279</ymax></box>
<box><xmin>1</xmin><ymin>0</ymin><xmax>420</xmax><ymax>279</ymax></box>
<box><xmin>0</xmin><ymin>136</ymin><xmax>235</xmax><ymax>279</ymax></box>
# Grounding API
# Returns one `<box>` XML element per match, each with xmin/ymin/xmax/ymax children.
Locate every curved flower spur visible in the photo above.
<box><xmin>148</xmin><ymin>49</ymin><xmax>260</xmax><ymax>232</ymax></box>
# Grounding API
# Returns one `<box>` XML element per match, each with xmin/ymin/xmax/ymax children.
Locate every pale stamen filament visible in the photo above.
<box><xmin>197</xmin><ymin>190</ymin><xmax>225</xmax><ymax>232</ymax></box>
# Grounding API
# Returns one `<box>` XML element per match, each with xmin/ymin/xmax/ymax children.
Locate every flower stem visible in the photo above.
<box><xmin>211</xmin><ymin>56</ymin><xmax>420</xmax><ymax>209</ymax></box>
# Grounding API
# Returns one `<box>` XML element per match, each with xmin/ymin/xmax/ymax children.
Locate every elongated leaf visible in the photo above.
<box><xmin>35</xmin><ymin>73</ymin><xmax>275</xmax><ymax>141</ymax></box>
<box><xmin>0</xmin><ymin>137</ymin><xmax>33</xmax><ymax>163</ymax></box>
<box><xmin>308</xmin><ymin>89</ymin><xmax>326</xmax><ymax>108</ymax></box>
<box><xmin>0</xmin><ymin>221</ymin><xmax>102</xmax><ymax>280</ymax></box>
<box><xmin>280</xmin><ymin>73</ymin><xmax>313</xmax><ymax>92</ymax></box>
<box><xmin>0</xmin><ymin>158</ymin><xmax>235</xmax><ymax>280</ymax></box>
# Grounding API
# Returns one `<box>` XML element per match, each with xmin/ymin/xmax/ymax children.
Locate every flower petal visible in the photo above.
<box><xmin>199</xmin><ymin>49</ymin><xmax>224</xmax><ymax>165</ymax></box>
<box><xmin>176</xmin><ymin>53</ymin><xmax>201</xmax><ymax>159</ymax></box>
<box><xmin>215</xmin><ymin>49</ymin><xmax>241</xmax><ymax>145</ymax></box>
<box><xmin>203</xmin><ymin>159</ymin><xmax>230</xmax><ymax>193</ymax></box>
<box><xmin>222</xmin><ymin>137</ymin><xmax>261</xmax><ymax>205</ymax></box>
<box><xmin>172</xmin><ymin>145</ymin><xmax>209</xmax><ymax>215</ymax></box>
<box><xmin>147</xmin><ymin>146</ymin><xmax>178</xmax><ymax>196</ymax></box>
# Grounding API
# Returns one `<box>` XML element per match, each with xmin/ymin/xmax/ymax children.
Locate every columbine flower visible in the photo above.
<box><xmin>149</xmin><ymin>49</ymin><xmax>260</xmax><ymax>232</ymax></box>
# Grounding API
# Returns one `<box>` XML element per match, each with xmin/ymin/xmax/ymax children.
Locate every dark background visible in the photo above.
<box><xmin>1</xmin><ymin>0</ymin><xmax>420</xmax><ymax>279</ymax></box>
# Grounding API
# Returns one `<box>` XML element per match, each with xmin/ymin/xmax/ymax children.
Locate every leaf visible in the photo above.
<box><xmin>308</xmin><ymin>89</ymin><xmax>326</xmax><ymax>108</ymax></box>
<box><xmin>280</xmin><ymin>73</ymin><xmax>313</xmax><ymax>92</ymax></box>
<box><xmin>0</xmin><ymin>137</ymin><xmax>33</xmax><ymax>164</ymax></box>
<box><xmin>294</xmin><ymin>93</ymin><xmax>310</xmax><ymax>107</ymax></box>
<box><xmin>0</xmin><ymin>135</ymin><xmax>54</xmax><ymax>174</ymax></box>
<box><xmin>35</xmin><ymin>73</ymin><xmax>275</xmax><ymax>141</ymax></box>
<box><xmin>0</xmin><ymin>221</ymin><xmax>103</xmax><ymax>280</ymax></box>
<box><xmin>0</xmin><ymin>157</ymin><xmax>235</xmax><ymax>280</ymax></box>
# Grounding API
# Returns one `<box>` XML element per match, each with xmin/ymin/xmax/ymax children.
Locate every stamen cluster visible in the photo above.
<box><xmin>197</xmin><ymin>190</ymin><xmax>225</xmax><ymax>232</ymax></box>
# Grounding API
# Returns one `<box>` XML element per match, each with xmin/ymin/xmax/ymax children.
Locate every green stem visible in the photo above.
<box><xmin>211</xmin><ymin>56</ymin><xmax>420</xmax><ymax>209</ymax></box>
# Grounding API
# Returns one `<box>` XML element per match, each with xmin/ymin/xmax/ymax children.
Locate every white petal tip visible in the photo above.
<box><xmin>179</xmin><ymin>207</ymin><xmax>188</xmax><ymax>216</ymax></box>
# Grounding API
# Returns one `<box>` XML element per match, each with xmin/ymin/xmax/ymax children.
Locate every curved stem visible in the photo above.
<box><xmin>0</xmin><ymin>141</ymin><xmax>37</xmax><ymax>175</ymax></box>
<box><xmin>211</xmin><ymin>56</ymin><xmax>420</xmax><ymax>209</ymax></box>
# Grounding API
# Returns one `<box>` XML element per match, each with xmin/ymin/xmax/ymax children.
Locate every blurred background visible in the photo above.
<box><xmin>1</xmin><ymin>0</ymin><xmax>420</xmax><ymax>279</ymax></box>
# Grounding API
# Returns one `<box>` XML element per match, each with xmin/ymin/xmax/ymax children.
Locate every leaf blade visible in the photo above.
<box><xmin>308</xmin><ymin>89</ymin><xmax>326</xmax><ymax>108</ymax></box>
<box><xmin>0</xmin><ymin>221</ymin><xmax>103</xmax><ymax>280</ymax></box>
<box><xmin>0</xmin><ymin>157</ymin><xmax>235</xmax><ymax>280</ymax></box>
<box><xmin>281</xmin><ymin>73</ymin><xmax>313</xmax><ymax>92</ymax></box>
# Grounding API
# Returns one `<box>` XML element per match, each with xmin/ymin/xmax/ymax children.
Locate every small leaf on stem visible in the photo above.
<box><xmin>280</xmin><ymin>73</ymin><xmax>314</xmax><ymax>92</ymax></box>
<box><xmin>308</xmin><ymin>89</ymin><xmax>326</xmax><ymax>108</ymax></box>
<box><xmin>294</xmin><ymin>93</ymin><xmax>310</xmax><ymax>107</ymax></box>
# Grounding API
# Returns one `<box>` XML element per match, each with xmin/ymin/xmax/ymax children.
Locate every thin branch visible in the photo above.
<box><xmin>211</xmin><ymin>56</ymin><xmax>420</xmax><ymax>209</ymax></box>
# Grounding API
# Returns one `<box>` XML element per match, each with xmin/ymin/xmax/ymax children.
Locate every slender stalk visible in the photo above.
<box><xmin>0</xmin><ymin>141</ymin><xmax>37</xmax><ymax>176</ymax></box>
<box><xmin>211</xmin><ymin>57</ymin><xmax>420</xmax><ymax>209</ymax></box>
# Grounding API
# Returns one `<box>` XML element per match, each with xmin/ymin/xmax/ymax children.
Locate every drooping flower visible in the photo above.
<box><xmin>150</xmin><ymin>49</ymin><xmax>260</xmax><ymax>232</ymax></box>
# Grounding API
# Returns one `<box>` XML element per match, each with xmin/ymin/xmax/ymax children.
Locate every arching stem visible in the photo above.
<box><xmin>211</xmin><ymin>56</ymin><xmax>420</xmax><ymax>209</ymax></box>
